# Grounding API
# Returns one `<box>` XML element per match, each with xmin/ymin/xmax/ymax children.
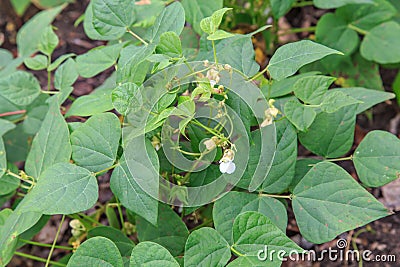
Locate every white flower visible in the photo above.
<box><xmin>219</xmin><ymin>159</ymin><xmax>236</xmax><ymax>174</ymax></box>
<box><xmin>219</xmin><ymin>148</ymin><xmax>236</xmax><ymax>174</ymax></box>
<box><xmin>206</xmin><ymin>68</ymin><xmax>220</xmax><ymax>87</ymax></box>
<box><xmin>203</xmin><ymin>138</ymin><xmax>216</xmax><ymax>150</ymax></box>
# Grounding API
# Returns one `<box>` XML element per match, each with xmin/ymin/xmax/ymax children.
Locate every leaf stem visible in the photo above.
<box><xmin>278</xmin><ymin>26</ymin><xmax>317</xmax><ymax>36</ymax></box>
<box><xmin>45</xmin><ymin>215</ymin><xmax>65</xmax><ymax>267</ymax></box>
<box><xmin>211</xmin><ymin>40</ymin><xmax>218</xmax><ymax>64</ymax></box>
<box><xmin>347</xmin><ymin>24</ymin><xmax>368</xmax><ymax>35</ymax></box>
<box><xmin>0</xmin><ymin>110</ymin><xmax>26</xmax><ymax>117</ymax></box>
<box><xmin>250</xmin><ymin>66</ymin><xmax>270</xmax><ymax>81</ymax></box>
<box><xmin>126</xmin><ymin>28</ymin><xmax>148</xmax><ymax>45</ymax></box>
<box><xmin>230</xmin><ymin>245</ymin><xmax>245</xmax><ymax>257</ymax></box>
<box><xmin>259</xmin><ymin>193</ymin><xmax>293</xmax><ymax>199</ymax></box>
<box><xmin>20</xmin><ymin>239</ymin><xmax>73</xmax><ymax>250</ymax></box>
<box><xmin>324</xmin><ymin>155</ymin><xmax>353</xmax><ymax>162</ymax></box>
<box><xmin>94</xmin><ymin>163</ymin><xmax>119</xmax><ymax>176</ymax></box>
<box><xmin>6</xmin><ymin>170</ymin><xmax>35</xmax><ymax>186</ymax></box>
<box><xmin>41</xmin><ymin>90</ymin><xmax>59</xmax><ymax>94</ymax></box>
<box><xmin>47</xmin><ymin>55</ymin><xmax>51</xmax><ymax>91</ymax></box>
<box><xmin>115</xmin><ymin>197</ymin><xmax>125</xmax><ymax>233</ymax></box>
<box><xmin>14</xmin><ymin>252</ymin><xmax>66</xmax><ymax>267</ymax></box>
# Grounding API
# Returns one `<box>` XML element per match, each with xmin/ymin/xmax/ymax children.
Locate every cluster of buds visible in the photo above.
<box><xmin>260</xmin><ymin>99</ymin><xmax>280</xmax><ymax>127</ymax></box>
<box><xmin>219</xmin><ymin>148</ymin><xmax>236</xmax><ymax>174</ymax></box>
<box><xmin>69</xmin><ymin>219</ymin><xmax>86</xmax><ymax>239</ymax></box>
<box><xmin>151</xmin><ymin>135</ymin><xmax>161</xmax><ymax>151</ymax></box>
<box><xmin>203</xmin><ymin>136</ymin><xmax>220</xmax><ymax>150</ymax></box>
<box><xmin>206</xmin><ymin>68</ymin><xmax>220</xmax><ymax>87</ymax></box>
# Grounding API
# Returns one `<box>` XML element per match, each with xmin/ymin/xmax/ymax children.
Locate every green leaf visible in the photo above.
<box><xmin>147</xmin><ymin>2</ymin><xmax>185</xmax><ymax>43</ymax></box>
<box><xmin>91</xmin><ymin>0</ymin><xmax>136</xmax><ymax>40</ymax></box>
<box><xmin>0</xmin><ymin>71</ymin><xmax>41</xmax><ymax>106</ymax></box>
<box><xmin>293</xmin><ymin>75</ymin><xmax>336</xmax><ymax>104</ymax></box>
<box><xmin>3</xmin><ymin>124</ymin><xmax>31</xmax><ymax>162</ymax></box>
<box><xmin>338</xmin><ymin>87</ymin><xmax>395</xmax><ymax>114</ymax></box>
<box><xmin>263</xmin><ymin>72</ymin><xmax>321</xmax><ymax>98</ymax></box>
<box><xmin>130</xmin><ymin>241</ymin><xmax>179</xmax><ymax>267</ymax></box>
<box><xmin>110</xmin><ymin>143</ymin><xmax>159</xmax><ymax>226</ymax></box>
<box><xmin>117</xmin><ymin>44</ymin><xmax>156</xmax><ymax>84</ymax></box>
<box><xmin>0</xmin><ymin>210</ymin><xmax>42</xmax><ymax>266</ymax></box>
<box><xmin>267</xmin><ymin>40</ymin><xmax>342</xmax><ymax>81</ymax></box>
<box><xmin>227</xmin><ymin>256</ymin><xmax>282</xmax><ymax>267</ymax></box>
<box><xmin>200</xmin><ymin>8</ymin><xmax>231</xmax><ymax>34</ymax></box>
<box><xmin>136</xmin><ymin>204</ymin><xmax>189</xmax><ymax>256</ymax></box>
<box><xmin>38</xmin><ymin>26</ymin><xmax>59</xmax><ymax>56</ymax></box>
<box><xmin>360</xmin><ymin>21</ymin><xmax>400</xmax><ymax>64</ymax></box>
<box><xmin>16</xmin><ymin>5</ymin><xmax>64</xmax><ymax>57</ymax></box>
<box><xmin>20</xmin><ymin>163</ymin><xmax>98</xmax><ymax>214</ymax></box>
<box><xmin>207</xmin><ymin>29</ymin><xmax>235</xmax><ymax>40</ymax></box>
<box><xmin>76</xmin><ymin>43</ymin><xmax>123</xmax><ymax>78</ymax></box>
<box><xmin>112</xmin><ymin>82</ymin><xmax>142</xmax><ymax>115</ymax></box>
<box><xmin>10</xmin><ymin>0</ymin><xmax>31</xmax><ymax>16</ymax></box>
<box><xmin>270</xmin><ymin>0</ymin><xmax>295</xmax><ymax>18</ymax></box>
<box><xmin>0</xmin><ymin>49</ymin><xmax>13</xmax><ymax>72</ymax></box>
<box><xmin>0</xmin><ymin>163</ymin><xmax>19</xmax><ymax>195</ymax></box>
<box><xmin>236</xmin><ymin>127</ymin><xmax>276</xmax><ymax>190</ymax></box>
<box><xmin>25</xmin><ymin>98</ymin><xmax>71</xmax><ymax>179</ymax></box>
<box><xmin>184</xmin><ymin>227</ymin><xmax>230</xmax><ymax>267</ymax></box>
<box><xmin>48</xmin><ymin>53</ymin><xmax>75</xmax><ymax>71</ymax></box>
<box><xmin>284</xmin><ymin>99</ymin><xmax>316</xmax><ymax>131</ymax></box>
<box><xmin>0</xmin><ymin>120</ymin><xmax>15</xmax><ymax>178</ymax></box>
<box><xmin>353</xmin><ymin>130</ymin><xmax>400</xmax><ymax>187</ymax></box>
<box><xmin>67</xmin><ymin>236</ymin><xmax>123</xmax><ymax>267</ymax></box>
<box><xmin>261</xmin><ymin>118</ymin><xmax>297</xmax><ymax>193</ymax></box>
<box><xmin>320</xmin><ymin>90</ymin><xmax>361</xmax><ymax>113</ymax></box>
<box><xmin>289</xmin><ymin>158</ymin><xmax>321</xmax><ymax>192</ymax></box>
<box><xmin>316</xmin><ymin>13</ymin><xmax>359</xmax><ymax>55</ymax></box>
<box><xmin>298</xmin><ymin>105</ymin><xmax>356</xmax><ymax>158</ymax></box>
<box><xmin>181</xmin><ymin>0</ymin><xmax>223</xmax><ymax>35</ymax></box>
<box><xmin>156</xmin><ymin>32</ymin><xmax>183</xmax><ymax>57</ymax></box>
<box><xmin>24</xmin><ymin>54</ymin><xmax>48</xmax><ymax>70</ymax></box>
<box><xmin>232</xmin><ymin>212</ymin><xmax>303</xmax><ymax>257</ymax></box>
<box><xmin>88</xmin><ymin>226</ymin><xmax>135</xmax><ymax>257</ymax></box>
<box><xmin>66</xmin><ymin>75</ymin><xmax>116</xmax><ymax>117</ymax></box>
<box><xmin>71</xmin><ymin>113</ymin><xmax>121</xmax><ymax>173</ymax></box>
<box><xmin>213</xmin><ymin>191</ymin><xmax>288</xmax><ymax>244</ymax></box>
<box><xmin>54</xmin><ymin>58</ymin><xmax>78</xmax><ymax>93</ymax></box>
<box><xmin>313</xmin><ymin>0</ymin><xmax>373</xmax><ymax>9</ymax></box>
<box><xmin>336</xmin><ymin>0</ymin><xmax>396</xmax><ymax>31</ymax></box>
<box><xmin>292</xmin><ymin>161</ymin><xmax>390</xmax><ymax>244</ymax></box>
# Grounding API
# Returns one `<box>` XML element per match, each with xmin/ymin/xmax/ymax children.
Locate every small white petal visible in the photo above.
<box><xmin>219</xmin><ymin>161</ymin><xmax>230</xmax><ymax>173</ymax></box>
<box><xmin>226</xmin><ymin>161</ymin><xmax>236</xmax><ymax>174</ymax></box>
<box><xmin>220</xmin><ymin>160</ymin><xmax>236</xmax><ymax>174</ymax></box>
<box><xmin>210</xmin><ymin>80</ymin><xmax>216</xmax><ymax>87</ymax></box>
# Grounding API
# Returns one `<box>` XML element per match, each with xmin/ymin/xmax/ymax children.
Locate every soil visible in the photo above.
<box><xmin>1</xmin><ymin>1</ymin><xmax>399</xmax><ymax>266</ymax></box>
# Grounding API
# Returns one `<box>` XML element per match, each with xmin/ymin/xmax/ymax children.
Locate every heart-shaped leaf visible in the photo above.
<box><xmin>184</xmin><ymin>227</ymin><xmax>231</xmax><ymax>267</ymax></box>
<box><xmin>292</xmin><ymin>161</ymin><xmax>390</xmax><ymax>243</ymax></box>
<box><xmin>130</xmin><ymin>241</ymin><xmax>179</xmax><ymax>267</ymax></box>
<box><xmin>353</xmin><ymin>130</ymin><xmax>400</xmax><ymax>187</ymax></box>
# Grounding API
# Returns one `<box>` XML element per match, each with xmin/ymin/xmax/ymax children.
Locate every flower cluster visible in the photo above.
<box><xmin>260</xmin><ymin>99</ymin><xmax>279</xmax><ymax>127</ymax></box>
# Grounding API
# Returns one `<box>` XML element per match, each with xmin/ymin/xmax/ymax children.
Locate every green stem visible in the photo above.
<box><xmin>230</xmin><ymin>245</ymin><xmax>245</xmax><ymax>257</ymax></box>
<box><xmin>45</xmin><ymin>215</ymin><xmax>65</xmax><ymax>267</ymax></box>
<box><xmin>348</xmin><ymin>24</ymin><xmax>368</xmax><ymax>35</ymax></box>
<box><xmin>94</xmin><ymin>163</ymin><xmax>119</xmax><ymax>176</ymax></box>
<box><xmin>278</xmin><ymin>26</ymin><xmax>317</xmax><ymax>36</ymax></box>
<box><xmin>19</xmin><ymin>239</ymin><xmax>73</xmax><ymax>250</ymax></box>
<box><xmin>41</xmin><ymin>90</ymin><xmax>59</xmax><ymax>94</ymax></box>
<box><xmin>211</xmin><ymin>40</ymin><xmax>218</xmax><ymax>64</ymax></box>
<box><xmin>126</xmin><ymin>28</ymin><xmax>148</xmax><ymax>45</ymax></box>
<box><xmin>324</xmin><ymin>155</ymin><xmax>353</xmax><ymax>162</ymax></box>
<box><xmin>260</xmin><ymin>193</ymin><xmax>292</xmax><ymax>199</ymax></box>
<box><xmin>77</xmin><ymin>213</ymin><xmax>104</xmax><ymax>226</ymax></box>
<box><xmin>250</xmin><ymin>66</ymin><xmax>270</xmax><ymax>81</ymax></box>
<box><xmin>6</xmin><ymin>170</ymin><xmax>35</xmax><ymax>186</ymax></box>
<box><xmin>14</xmin><ymin>252</ymin><xmax>66</xmax><ymax>267</ymax></box>
<box><xmin>115</xmin><ymin>198</ymin><xmax>125</xmax><ymax>233</ymax></box>
<box><xmin>292</xmin><ymin>0</ymin><xmax>314</xmax><ymax>8</ymax></box>
<box><xmin>47</xmin><ymin>55</ymin><xmax>51</xmax><ymax>91</ymax></box>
